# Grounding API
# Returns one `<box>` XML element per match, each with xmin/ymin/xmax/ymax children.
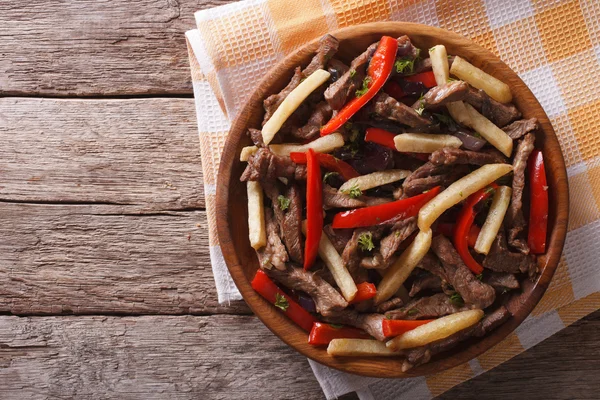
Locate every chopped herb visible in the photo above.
<box><xmin>349</xmin><ymin>69</ymin><xmax>356</xmax><ymax>78</ymax></box>
<box><xmin>329</xmin><ymin>323</ymin><xmax>344</xmax><ymax>329</ymax></box>
<box><xmin>395</xmin><ymin>230</ymin><xmax>401</xmax><ymax>238</ymax></box>
<box><xmin>358</xmin><ymin>232</ymin><xmax>375</xmax><ymax>252</ymax></box>
<box><xmin>476</xmin><ymin>273</ymin><xmax>484</xmax><ymax>281</ymax></box>
<box><xmin>449</xmin><ymin>292</ymin><xmax>464</xmax><ymax>306</ymax></box>
<box><xmin>344</xmin><ymin>122</ymin><xmax>353</xmax><ymax>130</ymax></box>
<box><xmin>355</xmin><ymin>77</ymin><xmax>371</xmax><ymax>97</ymax></box>
<box><xmin>395</xmin><ymin>58</ymin><xmax>415</xmax><ymax>74</ymax></box>
<box><xmin>344</xmin><ymin>183</ymin><xmax>362</xmax><ymax>199</ymax></box>
<box><xmin>472</xmin><ymin>132</ymin><xmax>483</xmax><ymax>139</ymax></box>
<box><xmin>274</xmin><ymin>293</ymin><xmax>289</xmax><ymax>311</ymax></box>
<box><xmin>415</xmin><ymin>102</ymin><xmax>426</xmax><ymax>115</ymax></box>
<box><xmin>349</xmin><ymin>128</ymin><xmax>360</xmax><ymax>143</ymax></box>
<box><xmin>459</xmin><ymin>191</ymin><xmax>464</xmax><ymax>197</ymax></box>
<box><xmin>385</xmin><ymin>314</ymin><xmax>392</xmax><ymax>320</ymax></box>
<box><xmin>429</xmin><ymin>46</ymin><xmax>436</xmax><ymax>52</ymax></box>
<box><xmin>323</xmin><ymin>171</ymin><xmax>339</xmax><ymax>183</ymax></box>
<box><xmin>501</xmin><ymin>288</ymin><xmax>509</xmax><ymax>295</ymax></box>
<box><xmin>407</xmin><ymin>308</ymin><xmax>419</xmax><ymax>316</ymax></box>
<box><xmin>447</xmin><ymin>77</ymin><xmax>457</xmax><ymax>82</ymax></box>
<box><xmin>433</xmin><ymin>113</ymin><xmax>457</xmax><ymax>130</ymax></box>
<box><xmin>415</xmin><ymin>48</ymin><xmax>421</xmax><ymax>60</ymax></box>
<box><xmin>484</xmin><ymin>186</ymin><xmax>496</xmax><ymax>195</ymax></box>
<box><xmin>277</xmin><ymin>195</ymin><xmax>291</xmax><ymax>211</ymax></box>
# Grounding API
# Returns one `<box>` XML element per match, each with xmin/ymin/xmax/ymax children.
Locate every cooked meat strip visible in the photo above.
<box><xmin>323</xmin><ymin>310</ymin><xmax>386</xmax><ymax>341</ymax></box>
<box><xmin>302</xmin><ymin>34</ymin><xmax>339</xmax><ymax>78</ymax></box>
<box><xmin>431</xmin><ymin>235</ymin><xmax>496</xmax><ymax>309</ymax></box>
<box><xmin>293</xmin><ymin>101</ymin><xmax>333</xmax><ymax>140</ymax></box>
<box><xmin>372</xmin><ymin>92</ymin><xmax>431</xmax><ymax>127</ymax></box>
<box><xmin>256</xmin><ymin>208</ymin><xmax>288</xmax><ymax>270</ymax></box>
<box><xmin>361</xmin><ymin>195</ymin><xmax>393</xmax><ymax>206</ymax></box>
<box><xmin>506</xmin><ymin>133</ymin><xmax>535</xmax><ymax>254</ymax></box>
<box><xmin>342</xmin><ymin>226</ymin><xmax>386</xmax><ymax>283</ymax></box>
<box><xmin>401</xmin><ymin>306</ymin><xmax>510</xmax><ymax>371</ymax></box>
<box><xmin>409</xmin><ymin>273</ymin><xmax>443</xmax><ymax>297</ymax></box>
<box><xmin>263</xmin><ymin>67</ymin><xmax>303</xmax><ymax>124</ymax></box>
<box><xmin>359</xmin><ymin>253</ymin><xmax>386</xmax><ymax>269</ymax></box>
<box><xmin>412</xmin><ymin>81</ymin><xmax>469</xmax><ymax>110</ymax></box>
<box><xmin>502</xmin><ymin>118</ymin><xmax>538</xmax><ymax>140</ymax></box>
<box><xmin>327</xmin><ymin>58</ymin><xmax>350</xmax><ymax>82</ymax></box>
<box><xmin>324</xmin><ymin>42</ymin><xmax>378</xmax><ymax>110</ymax></box>
<box><xmin>266</xmin><ymin>264</ymin><xmax>348</xmax><ymax>316</ymax></box>
<box><xmin>240</xmin><ymin>148</ymin><xmax>300</xmax><ymax>183</ymax></box>
<box><xmin>396</xmin><ymin>35</ymin><xmax>419</xmax><ymax>59</ymax></box>
<box><xmin>463</xmin><ymin>86</ymin><xmax>521</xmax><ymax>127</ymax></box>
<box><xmin>323</xmin><ymin>184</ymin><xmax>366</xmax><ymax>209</ymax></box>
<box><xmin>248</xmin><ymin>128</ymin><xmax>265</xmax><ymax>147</ymax></box>
<box><xmin>411</xmin><ymin>57</ymin><xmax>432</xmax><ymax>74</ymax></box>
<box><xmin>429</xmin><ymin>147</ymin><xmax>508</xmax><ymax>166</ymax></box>
<box><xmin>483</xmin><ymin>271</ymin><xmax>520</xmax><ymax>294</ymax></box>
<box><xmin>483</xmin><ymin>229</ymin><xmax>537</xmax><ymax>277</ymax></box>
<box><xmin>323</xmin><ymin>224</ymin><xmax>353</xmax><ymax>254</ymax></box>
<box><xmin>385</xmin><ymin>293</ymin><xmax>470</xmax><ymax>320</ymax></box>
<box><xmin>376</xmin><ymin>297</ymin><xmax>404</xmax><ymax>313</ymax></box>
<box><xmin>379</xmin><ymin>217</ymin><xmax>418</xmax><ymax>261</ymax></box>
<box><xmin>278</xmin><ymin>184</ymin><xmax>303</xmax><ymax>264</ymax></box>
<box><xmin>402</xmin><ymin>162</ymin><xmax>468</xmax><ymax>197</ymax></box>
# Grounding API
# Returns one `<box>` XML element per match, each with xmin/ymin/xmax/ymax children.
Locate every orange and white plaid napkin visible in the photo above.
<box><xmin>185</xmin><ymin>0</ymin><xmax>600</xmax><ymax>398</ymax></box>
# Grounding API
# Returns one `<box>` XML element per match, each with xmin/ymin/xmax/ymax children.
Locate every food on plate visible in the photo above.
<box><xmin>239</xmin><ymin>34</ymin><xmax>547</xmax><ymax>369</ymax></box>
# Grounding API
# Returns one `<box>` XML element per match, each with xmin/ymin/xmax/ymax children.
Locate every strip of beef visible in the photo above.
<box><xmin>302</xmin><ymin>34</ymin><xmax>339</xmax><ymax>78</ymax></box>
<box><xmin>402</xmin><ymin>162</ymin><xmax>468</xmax><ymax>197</ymax></box>
<box><xmin>342</xmin><ymin>226</ymin><xmax>386</xmax><ymax>283</ymax></box>
<box><xmin>412</xmin><ymin>81</ymin><xmax>469</xmax><ymax>110</ymax></box>
<box><xmin>323</xmin><ymin>310</ymin><xmax>386</xmax><ymax>341</ymax></box>
<box><xmin>293</xmin><ymin>101</ymin><xmax>333</xmax><ymax>140</ymax></box>
<box><xmin>327</xmin><ymin>59</ymin><xmax>350</xmax><ymax>82</ymax></box>
<box><xmin>483</xmin><ymin>229</ymin><xmax>536</xmax><ymax>277</ymax></box>
<box><xmin>376</xmin><ymin>297</ymin><xmax>404</xmax><ymax>313</ymax></box>
<box><xmin>359</xmin><ymin>253</ymin><xmax>387</xmax><ymax>269</ymax></box>
<box><xmin>463</xmin><ymin>86</ymin><xmax>521</xmax><ymax>127</ymax></box>
<box><xmin>323</xmin><ymin>224</ymin><xmax>353</xmax><ymax>254</ymax></box>
<box><xmin>429</xmin><ymin>147</ymin><xmax>507</xmax><ymax>166</ymax></box>
<box><xmin>266</xmin><ymin>265</ymin><xmax>348</xmax><ymax>316</ymax></box>
<box><xmin>248</xmin><ymin>128</ymin><xmax>264</xmax><ymax>147</ymax></box>
<box><xmin>361</xmin><ymin>195</ymin><xmax>393</xmax><ymax>206</ymax></box>
<box><xmin>502</xmin><ymin>118</ymin><xmax>538</xmax><ymax>140</ymax></box>
<box><xmin>431</xmin><ymin>235</ymin><xmax>496</xmax><ymax>309</ymax></box>
<box><xmin>506</xmin><ymin>132</ymin><xmax>535</xmax><ymax>254</ymax></box>
<box><xmin>256</xmin><ymin>208</ymin><xmax>288</xmax><ymax>270</ymax></box>
<box><xmin>278</xmin><ymin>184</ymin><xmax>303</xmax><ymax>264</ymax></box>
<box><xmin>409</xmin><ymin>273</ymin><xmax>443</xmax><ymax>297</ymax></box>
<box><xmin>483</xmin><ymin>271</ymin><xmax>520</xmax><ymax>294</ymax></box>
<box><xmin>263</xmin><ymin>67</ymin><xmax>302</xmax><ymax>124</ymax></box>
<box><xmin>386</xmin><ymin>293</ymin><xmax>470</xmax><ymax>320</ymax></box>
<box><xmin>323</xmin><ymin>184</ymin><xmax>366</xmax><ymax>209</ymax></box>
<box><xmin>373</xmin><ymin>92</ymin><xmax>431</xmax><ymax>127</ymax></box>
<box><xmin>240</xmin><ymin>148</ymin><xmax>298</xmax><ymax>183</ymax></box>
<box><xmin>324</xmin><ymin>42</ymin><xmax>378</xmax><ymax>110</ymax></box>
<box><xmin>411</xmin><ymin>57</ymin><xmax>432</xmax><ymax>74</ymax></box>
<box><xmin>401</xmin><ymin>306</ymin><xmax>510</xmax><ymax>371</ymax></box>
<box><xmin>379</xmin><ymin>217</ymin><xmax>418</xmax><ymax>261</ymax></box>
<box><xmin>396</xmin><ymin>35</ymin><xmax>419</xmax><ymax>59</ymax></box>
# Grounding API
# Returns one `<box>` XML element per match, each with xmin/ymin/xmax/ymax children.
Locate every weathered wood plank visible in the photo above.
<box><xmin>0</xmin><ymin>202</ymin><xmax>248</xmax><ymax>315</ymax></box>
<box><xmin>0</xmin><ymin>0</ymin><xmax>234</xmax><ymax>96</ymax></box>
<box><xmin>0</xmin><ymin>97</ymin><xmax>204</xmax><ymax>209</ymax></box>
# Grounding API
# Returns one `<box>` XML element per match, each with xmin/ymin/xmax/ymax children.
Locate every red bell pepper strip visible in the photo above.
<box><xmin>289</xmin><ymin>152</ymin><xmax>360</xmax><ymax>181</ymax></box>
<box><xmin>528</xmin><ymin>149</ymin><xmax>548</xmax><ymax>254</ymax></box>
<box><xmin>404</xmin><ymin>71</ymin><xmax>437</xmax><ymax>88</ymax></box>
<box><xmin>436</xmin><ymin>223</ymin><xmax>481</xmax><ymax>248</ymax></box>
<box><xmin>320</xmin><ymin>36</ymin><xmax>398</xmax><ymax>135</ymax></box>
<box><xmin>453</xmin><ymin>184</ymin><xmax>498</xmax><ymax>274</ymax></box>
<box><xmin>304</xmin><ymin>149</ymin><xmax>323</xmax><ymax>270</ymax></box>
<box><xmin>332</xmin><ymin>186</ymin><xmax>441</xmax><ymax>229</ymax></box>
<box><xmin>308</xmin><ymin>322</ymin><xmax>371</xmax><ymax>346</ymax></box>
<box><xmin>251</xmin><ymin>270</ymin><xmax>317</xmax><ymax>332</ymax></box>
<box><xmin>384</xmin><ymin>80</ymin><xmax>405</xmax><ymax>100</ymax></box>
<box><xmin>349</xmin><ymin>282</ymin><xmax>377</xmax><ymax>304</ymax></box>
<box><xmin>364</xmin><ymin>128</ymin><xmax>429</xmax><ymax>161</ymax></box>
<box><xmin>382</xmin><ymin>319</ymin><xmax>434</xmax><ymax>337</ymax></box>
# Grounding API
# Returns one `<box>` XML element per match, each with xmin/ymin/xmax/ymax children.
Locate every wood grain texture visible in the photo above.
<box><xmin>0</xmin><ymin>97</ymin><xmax>204</xmax><ymax>209</ymax></box>
<box><xmin>217</xmin><ymin>22</ymin><xmax>569</xmax><ymax>378</ymax></box>
<box><xmin>0</xmin><ymin>202</ymin><xmax>249</xmax><ymax>315</ymax></box>
<box><xmin>0</xmin><ymin>0</ymin><xmax>230</xmax><ymax>96</ymax></box>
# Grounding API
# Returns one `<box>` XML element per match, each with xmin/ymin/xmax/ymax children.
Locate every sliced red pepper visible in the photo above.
<box><xmin>308</xmin><ymin>322</ymin><xmax>371</xmax><ymax>346</ymax></box>
<box><xmin>304</xmin><ymin>149</ymin><xmax>323</xmax><ymax>270</ymax></box>
<box><xmin>436</xmin><ymin>223</ymin><xmax>481</xmax><ymax>248</ymax></box>
<box><xmin>251</xmin><ymin>270</ymin><xmax>316</xmax><ymax>332</ymax></box>
<box><xmin>382</xmin><ymin>319</ymin><xmax>434</xmax><ymax>337</ymax></box>
<box><xmin>332</xmin><ymin>186</ymin><xmax>441</xmax><ymax>229</ymax></box>
<box><xmin>384</xmin><ymin>80</ymin><xmax>405</xmax><ymax>100</ymax></box>
<box><xmin>404</xmin><ymin>71</ymin><xmax>437</xmax><ymax>88</ymax></box>
<box><xmin>364</xmin><ymin>128</ymin><xmax>429</xmax><ymax>160</ymax></box>
<box><xmin>528</xmin><ymin>149</ymin><xmax>548</xmax><ymax>254</ymax></box>
<box><xmin>453</xmin><ymin>184</ymin><xmax>498</xmax><ymax>274</ymax></box>
<box><xmin>289</xmin><ymin>152</ymin><xmax>359</xmax><ymax>181</ymax></box>
<box><xmin>349</xmin><ymin>282</ymin><xmax>377</xmax><ymax>304</ymax></box>
<box><xmin>321</xmin><ymin>36</ymin><xmax>398</xmax><ymax>135</ymax></box>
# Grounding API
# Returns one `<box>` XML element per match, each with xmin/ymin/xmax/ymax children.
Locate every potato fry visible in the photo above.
<box><xmin>463</xmin><ymin>103</ymin><xmax>513</xmax><ymax>157</ymax></box>
<box><xmin>474</xmin><ymin>185</ymin><xmax>512</xmax><ymax>254</ymax></box>
<box><xmin>394</xmin><ymin>133</ymin><xmax>462</xmax><ymax>153</ymax></box>
<box><xmin>339</xmin><ymin>169</ymin><xmax>411</xmax><ymax>193</ymax></box>
<box><xmin>418</xmin><ymin>164</ymin><xmax>513</xmax><ymax>231</ymax></box>
<box><xmin>374</xmin><ymin>229</ymin><xmax>432</xmax><ymax>305</ymax></box>
<box><xmin>247</xmin><ymin>181</ymin><xmax>267</xmax><ymax>250</ymax></box>
<box><xmin>239</xmin><ymin>133</ymin><xmax>345</xmax><ymax>162</ymax></box>
<box><xmin>386</xmin><ymin>309</ymin><xmax>484</xmax><ymax>351</ymax></box>
<box><xmin>328</xmin><ymin>339</ymin><xmax>397</xmax><ymax>357</ymax></box>
<box><xmin>429</xmin><ymin>45</ymin><xmax>450</xmax><ymax>85</ymax></box>
<box><xmin>262</xmin><ymin>69</ymin><xmax>331</xmax><ymax>145</ymax></box>
<box><xmin>445</xmin><ymin>100</ymin><xmax>471</xmax><ymax>126</ymax></box>
<box><xmin>302</xmin><ymin>221</ymin><xmax>357</xmax><ymax>302</ymax></box>
<box><xmin>450</xmin><ymin>56</ymin><xmax>512</xmax><ymax>103</ymax></box>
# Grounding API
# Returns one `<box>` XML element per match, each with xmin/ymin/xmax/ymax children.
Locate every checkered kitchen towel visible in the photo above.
<box><xmin>185</xmin><ymin>0</ymin><xmax>600</xmax><ymax>398</ymax></box>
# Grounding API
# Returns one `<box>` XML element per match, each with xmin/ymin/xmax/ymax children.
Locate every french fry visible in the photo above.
<box><xmin>302</xmin><ymin>221</ymin><xmax>357</xmax><ymax>302</ymax></box>
<box><xmin>374</xmin><ymin>229</ymin><xmax>432</xmax><ymax>305</ymax></box>
<box><xmin>450</xmin><ymin>56</ymin><xmax>512</xmax><ymax>103</ymax></box>
<box><xmin>239</xmin><ymin>133</ymin><xmax>345</xmax><ymax>162</ymax></box>
<box><xmin>246</xmin><ymin>181</ymin><xmax>267</xmax><ymax>250</ymax></box>
<box><xmin>474</xmin><ymin>185</ymin><xmax>512</xmax><ymax>254</ymax></box>
<box><xmin>386</xmin><ymin>309</ymin><xmax>484</xmax><ymax>351</ymax></box>
<box><xmin>418</xmin><ymin>164</ymin><xmax>513</xmax><ymax>231</ymax></box>
<box><xmin>445</xmin><ymin>100</ymin><xmax>471</xmax><ymax>126</ymax></box>
<box><xmin>339</xmin><ymin>169</ymin><xmax>411</xmax><ymax>193</ymax></box>
<box><xmin>394</xmin><ymin>133</ymin><xmax>462</xmax><ymax>153</ymax></box>
<box><xmin>262</xmin><ymin>69</ymin><xmax>331</xmax><ymax>145</ymax></box>
<box><xmin>429</xmin><ymin>45</ymin><xmax>450</xmax><ymax>85</ymax></box>
<box><xmin>327</xmin><ymin>339</ymin><xmax>397</xmax><ymax>357</ymax></box>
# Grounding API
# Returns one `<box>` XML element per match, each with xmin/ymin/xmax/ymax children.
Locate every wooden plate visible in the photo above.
<box><xmin>216</xmin><ymin>22</ymin><xmax>569</xmax><ymax>378</ymax></box>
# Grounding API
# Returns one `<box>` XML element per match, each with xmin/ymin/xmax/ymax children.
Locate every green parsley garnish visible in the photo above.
<box><xmin>447</xmin><ymin>77</ymin><xmax>458</xmax><ymax>82</ymax></box>
<box><xmin>414</xmin><ymin>93</ymin><xmax>426</xmax><ymax>115</ymax></box>
<box><xmin>433</xmin><ymin>113</ymin><xmax>457</xmax><ymax>130</ymax></box>
<box><xmin>449</xmin><ymin>292</ymin><xmax>464</xmax><ymax>306</ymax></box>
<box><xmin>395</xmin><ymin>58</ymin><xmax>415</xmax><ymax>74</ymax></box>
<box><xmin>274</xmin><ymin>293</ymin><xmax>289</xmax><ymax>311</ymax></box>
<box><xmin>358</xmin><ymin>232</ymin><xmax>375</xmax><ymax>252</ymax></box>
<box><xmin>395</xmin><ymin>230</ymin><xmax>401</xmax><ymax>238</ymax></box>
<box><xmin>459</xmin><ymin>191</ymin><xmax>464</xmax><ymax>197</ymax></box>
<box><xmin>484</xmin><ymin>186</ymin><xmax>496</xmax><ymax>195</ymax></box>
<box><xmin>344</xmin><ymin>183</ymin><xmax>362</xmax><ymax>199</ymax></box>
<box><xmin>355</xmin><ymin>77</ymin><xmax>371</xmax><ymax>97</ymax></box>
<box><xmin>277</xmin><ymin>195</ymin><xmax>291</xmax><ymax>211</ymax></box>
<box><xmin>349</xmin><ymin>69</ymin><xmax>356</xmax><ymax>78</ymax></box>
<box><xmin>349</xmin><ymin>128</ymin><xmax>360</xmax><ymax>143</ymax></box>
<box><xmin>323</xmin><ymin>171</ymin><xmax>339</xmax><ymax>183</ymax></box>
<box><xmin>407</xmin><ymin>308</ymin><xmax>419</xmax><ymax>316</ymax></box>
<box><xmin>476</xmin><ymin>273</ymin><xmax>484</xmax><ymax>281</ymax></box>
<box><xmin>329</xmin><ymin>323</ymin><xmax>344</xmax><ymax>329</ymax></box>
<box><xmin>429</xmin><ymin>46</ymin><xmax>436</xmax><ymax>52</ymax></box>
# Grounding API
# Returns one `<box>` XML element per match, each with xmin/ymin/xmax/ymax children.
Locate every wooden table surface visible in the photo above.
<box><xmin>1</xmin><ymin>1</ymin><xmax>598</xmax><ymax>399</ymax></box>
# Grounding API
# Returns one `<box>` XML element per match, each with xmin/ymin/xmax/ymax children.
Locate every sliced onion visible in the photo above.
<box><xmin>297</xmin><ymin>293</ymin><xmax>317</xmax><ymax>313</ymax></box>
<box><xmin>452</xmin><ymin>129</ymin><xmax>487</xmax><ymax>151</ymax></box>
